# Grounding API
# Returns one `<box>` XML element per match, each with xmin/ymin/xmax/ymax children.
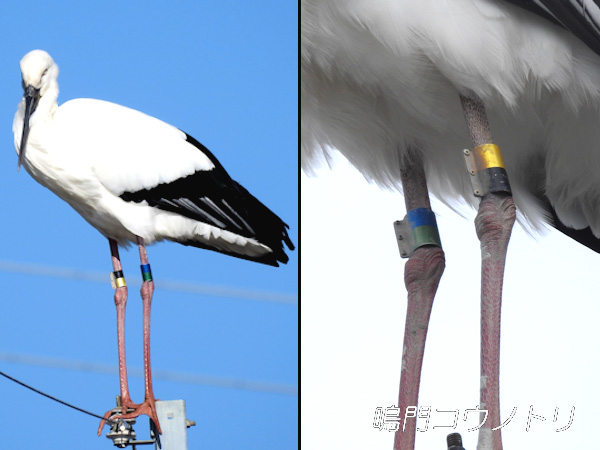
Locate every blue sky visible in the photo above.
<box><xmin>0</xmin><ymin>2</ymin><xmax>297</xmax><ymax>449</ymax></box>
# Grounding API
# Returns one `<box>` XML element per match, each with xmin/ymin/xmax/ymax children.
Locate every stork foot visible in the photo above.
<box><xmin>97</xmin><ymin>397</ymin><xmax>162</xmax><ymax>436</ymax></box>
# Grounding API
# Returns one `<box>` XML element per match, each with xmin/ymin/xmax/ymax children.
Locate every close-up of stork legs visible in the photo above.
<box><xmin>394</xmin><ymin>93</ymin><xmax>515</xmax><ymax>450</ymax></box>
<box><xmin>97</xmin><ymin>237</ymin><xmax>161</xmax><ymax>436</ymax></box>
<box><xmin>460</xmin><ymin>93</ymin><xmax>515</xmax><ymax>450</ymax></box>
<box><xmin>393</xmin><ymin>151</ymin><xmax>445</xmax><ymax>450</ymax></box>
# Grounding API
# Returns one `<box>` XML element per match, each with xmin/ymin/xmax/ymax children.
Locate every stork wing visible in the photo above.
<box><xmin>119</xmin><ymin>133</ymin><xmax>294</xmax><ymax>265</ymax></box>
<box><xmin>505</xmin><ymin>0</ymin><xmax>600</xmax><ymax>56</ymax></box>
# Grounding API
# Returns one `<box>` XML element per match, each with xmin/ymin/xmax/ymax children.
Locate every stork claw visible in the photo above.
<box><xmin>118</xmin><ymin>398</ymin><xmax>162</xmax><ymax>435</ymax></box>
<box><xmin>97</xmin><ymin>398</ymin><xmax>162</xmax><ymax>436</ymax></box>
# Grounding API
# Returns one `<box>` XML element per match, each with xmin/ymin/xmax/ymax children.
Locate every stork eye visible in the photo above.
<box><xmin>42</xmin><ymin>68</ymin><xmax>48</xmax><ymax>77</ymax></box>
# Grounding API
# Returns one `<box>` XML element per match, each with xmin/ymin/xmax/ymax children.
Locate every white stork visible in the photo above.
<box><xmin>14</xmin><ymin>49</ymin><xmax>294</xmax><ymax>434</ymax></box>
<box><xmin>302</xmin><ymin>1</ymin><xmax>600</xmax><ymax>449</ymax></box>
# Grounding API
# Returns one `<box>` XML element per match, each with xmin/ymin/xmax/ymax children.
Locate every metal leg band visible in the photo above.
<box><xmin>110</xmin><ymin>270</ymin><xmax>127</xmax><ymax>289</ymax></box>
<box><xmin>463</xmin><ymin>144</ymin><xmax>512</xmax><ymax>197</ymax></box>
<box><xmin>394</xmin><ymin>208</ymin><xmax>442</xmax><ymax>258</ymax></box>
<box><xmin>140</xmin><ymin>264</ymin><xmax>153</xmax><ymax>282</ymax></box>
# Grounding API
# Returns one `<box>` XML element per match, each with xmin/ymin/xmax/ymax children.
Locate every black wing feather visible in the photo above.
<box><xmin>505</xmin><ymin>0</ymin><xmax>600</xmax><ymax>56</ymax></box>
<box><xmin>502</xmin><ymin>3</ymin><xmax>600</xmax><ymax>250</ymax></box>
<box><xmin>544</xmin><ymin>205</ymin><xmax>600</xmax><ymax>253</ymax></box>
<box><xmin>120</xmin><ymin>133</ymin><xmax>294</xmax><ymax>266</ymax></box>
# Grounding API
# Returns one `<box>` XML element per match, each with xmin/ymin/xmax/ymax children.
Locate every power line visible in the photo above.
<box><xmin>0</xmin><ymin>369</ymin><xmax>117</xmax><ymax>424</ymax></box>
<box><xmin>0</xmin><ymin>259</ymin><xmax>297</xmax><ymax>305</ymax></box>
<box><xmin>0</xmin><ymin>351</ymin><xmax>298</xmax><ymax>396</ymax></box>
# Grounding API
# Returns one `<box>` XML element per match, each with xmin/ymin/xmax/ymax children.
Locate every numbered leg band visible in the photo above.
<box><xmin>110</xmin><ymin>270</ymin><xmax>127</xmax><ymax>289</ymax></box>
<box><xmin>463</xmin><ymin>144</ymin><xmax>512</xmax><ymax>197</ymax></box>
<box><xmin>394</xmin><ymin>207</ymin><xmax>442</xmax><ymax>258</ymax></box>
<box><xmin>140</xmin><ymin>264</ymin><xmax>153</xmax><ymax>282</ymax></box>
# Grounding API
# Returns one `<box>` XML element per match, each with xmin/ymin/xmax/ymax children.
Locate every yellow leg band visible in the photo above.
<box><xmin>110</xmin><ymin>270</ymin><xmax>127</xmax><ymax>289</ymax></box>
<box><xmin>472</xmin><ymin>144</ymin><xmax>505</xmax><ymax>170</ymax></box>
<box><xmin>463</xmin><ymin>143</ymin><xmax>511</xmax><ymax>197</ymax></box>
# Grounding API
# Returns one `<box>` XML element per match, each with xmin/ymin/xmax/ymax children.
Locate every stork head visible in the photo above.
<box><xmin>18</xmin><ymin>50</ymin><xmax>59</xmax><ymax>170</ymax></box>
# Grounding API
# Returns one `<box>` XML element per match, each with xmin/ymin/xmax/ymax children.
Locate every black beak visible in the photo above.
<box><xmin>18</xmin><ymin>84</ymin><xmax>41</xmax><ymax>171</ymax></box>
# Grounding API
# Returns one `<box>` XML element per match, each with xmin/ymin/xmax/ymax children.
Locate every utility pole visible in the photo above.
<box><xmin>155</xmin><ymin>400</ymin><xmax>195</xmax><ymax>450</ymax></box>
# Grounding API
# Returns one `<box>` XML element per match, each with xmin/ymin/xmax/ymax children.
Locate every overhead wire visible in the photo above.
<box><xmin>0</xmin><ymin>259</ymin><xmax>297</xmax><ymax>408</ymax></box>
<box><xmin>0</xmin><ymin>368</ymin><xmax>118</xmax><ymax>425</ymax></box>
<box><xmin>0</xmin><ymin>351</ymin><xmax>298</xmax><ymax>396</ymax></box>
<box><xmin>0</xmin><ymin>259</ymin><xmax>298</xmax><ymax>305</ymax></box>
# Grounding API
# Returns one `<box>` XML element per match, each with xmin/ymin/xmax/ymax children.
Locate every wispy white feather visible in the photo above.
<box><xmin>302</xmin><ymin>0</ymin><xmax>600</xmax><ymax>236</ymax></box>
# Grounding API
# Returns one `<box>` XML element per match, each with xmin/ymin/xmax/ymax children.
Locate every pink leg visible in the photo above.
<box><xmin>98</xmin><ymin>239</ymin><xmax>140</xmax><ymax>435</ymax></box>
<box><xmin>98</xmin><ymin>238</ymin><xmax>161</xmax><ymax>435</ymax></box>
<box><xmin>461</xmin><ymin>94</ymin><xmax>516</xmax><ymax>450</ymax></box>
<box><xmin>120</xmin><ymin>236</ymin><xmax>161</xmax><ymax>433</ymax></box>
<box><xmin>394</xmin><ymin>151</ymin><xmax>445</xmax><ymax>450</ymax></box>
